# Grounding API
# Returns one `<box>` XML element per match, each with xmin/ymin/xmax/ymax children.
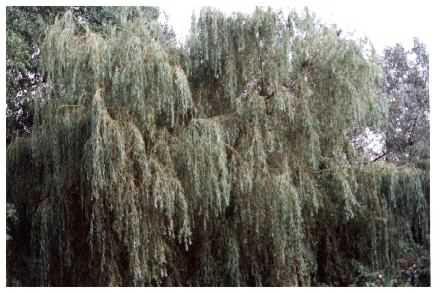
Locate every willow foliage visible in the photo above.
<box><xmin>7</xmin><ymin>8</ymin><xmax>429</xmax><ymax>286</ymax></box>
<box><xmin>42</xmin><ymin>10</ymin><xmax>192</xmax><ymax>133</ymax></box>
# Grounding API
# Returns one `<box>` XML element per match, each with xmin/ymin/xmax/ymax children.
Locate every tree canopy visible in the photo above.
<box><xmin>7</xmin><ymin>7</ymin><xmax>429</xmax><ymax>286</ymax></box>
<box><xmin>381</xmin><ymin>39</ymin><xmax>429</xmax><ymax>164</ymax></box>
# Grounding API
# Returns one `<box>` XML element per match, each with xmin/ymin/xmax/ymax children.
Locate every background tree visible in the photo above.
<box><xmin>6</xmin><ymin>7</ymin><xmax>65</xmax><ymax>145</ymax></box>
<box><xmin>381</xmin><ymin>39</ymin><xmax>429</xmax><ymax>164</ymax></box>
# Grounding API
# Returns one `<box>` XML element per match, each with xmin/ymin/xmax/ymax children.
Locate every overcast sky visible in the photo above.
<box><xmin>160</xmin><ymin>0</ymin><xmax>433</xmax><ymax>52</ymax></box>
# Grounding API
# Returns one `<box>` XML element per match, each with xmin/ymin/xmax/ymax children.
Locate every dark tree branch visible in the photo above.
<box><xmin>372</xmin><ymin>151</ymin><xmax>389</xmax><ymax>162</ymax></box>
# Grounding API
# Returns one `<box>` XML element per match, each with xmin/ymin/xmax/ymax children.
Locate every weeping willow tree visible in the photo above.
<box><xmin>7</xmin><ymin>7</ymin><xmax>429</xmax><ymax>286</ymax></box>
